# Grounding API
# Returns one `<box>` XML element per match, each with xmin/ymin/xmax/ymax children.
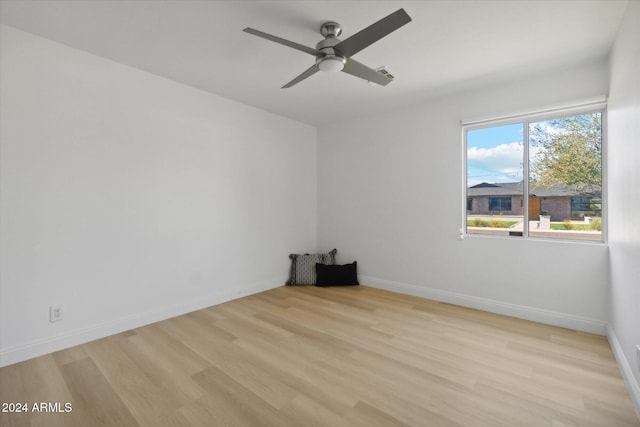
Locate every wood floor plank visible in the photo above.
<box><xmin>0</xmin><ymin>360</ymin><xmax>29</xmax><ymax>427</ymax></box>
<box><xmin>127</xmin><ymin>324</ymin><xmax>212</xmax><ymax>377</ymax></box>
<box><xmin>340</xmin><ymin>401</ymin><xmax>412</xmax><ymax>427</ymax></box>
<box><xmin>279</xmin><ymin>394</ymin><xmax>344</xmax><ymax>427</ymax></box>
<box><xmin>307</xmin><ymin>359</ymin><xmax>470</xmax><ymax>426</ymax></box>
<box><xmin>117</xmin><ymin>332</ymin><xmax>208</xmax><ymax>405</ymax></box>
<box><xmin>84</xmin><ymin>335</ymin><xmax>191</xmax><ymax>426</ymax></box>
<box><xmin>60</xmin><ymin>356</ymin><xmax>139</xmax><ymax>427</ymax></box>
<box><xmin>179</xmin><ymin>329</ymin><xmax>301</xmax><ymax>410</ymax></box>
<box><xmin>232</xmin><ymin>337</ymin><xmax>357</xmax><ymax>416</ymax></box>
<box><xmin>188</xmin><ymin>364</ymin><xmax>298</xmax><ymax>427</ymax></box>
<box><xmin>0</xmin><ymin>285</ymin><xmax>637</xmax><ymax>426</ymax></box>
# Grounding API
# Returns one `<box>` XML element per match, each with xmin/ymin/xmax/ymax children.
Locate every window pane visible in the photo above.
<box><xmin>528</xmin><ymin>112</ymin><xmax>602</xmax><ymax>241</ymax></box>
<box><xmin>489</xmin><ymin>197</ymin><xmax>512</xmax><ymax>211</ymax></box>
<box><xmin>466</xmin><ymin>123</ymin><xmax>524</xmax><ymax>236</ymax></box>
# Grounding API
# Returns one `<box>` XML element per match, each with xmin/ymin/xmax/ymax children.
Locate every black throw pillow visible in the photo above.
<box><xmin>315</xmin><ymin>262</ymin><xmax>359</xmax><ymax>287</ymax></box>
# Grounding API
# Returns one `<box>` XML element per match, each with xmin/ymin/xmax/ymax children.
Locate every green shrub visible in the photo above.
<box><xmin>563</xmin><ymin>219</ymin><xmax>575</xmax><ymax>230</ymax></box>
<box><xmin>468</xmin><ymin>219</ymin><xmax>518</xmax><ymax>228</ymax></box>
<box><xmin>473</xmin><ymin>218</ymin><xmax>485</xmax><ymax>227</ymax></box>
<box><xmin>489</xmin><ymin>219</ymin><xmax>503</xmax><ymax>228</ymax></box>
<box><xmin>590</xmin><ymin>217</ymin><xmax>602</xmax><ymax>231</ymax></box>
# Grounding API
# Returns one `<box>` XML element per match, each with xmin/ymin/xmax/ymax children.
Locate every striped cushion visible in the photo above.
<box><xmin>286</xmin><ymin>249</ymin><xmax>337</xmax><ymax>285</ymax></box>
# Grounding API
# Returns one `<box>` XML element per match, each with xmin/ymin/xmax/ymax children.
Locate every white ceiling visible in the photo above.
<box><xmin>0</xmin><ymin>0</ymin><xmax>628</xmax><ymax>126</ymax></box>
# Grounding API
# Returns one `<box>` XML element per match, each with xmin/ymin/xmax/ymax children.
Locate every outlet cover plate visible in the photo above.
<box><xmin>50</xmin><ymin>305</ymin><xmax>63</xmax><ymax>322</ymax></box>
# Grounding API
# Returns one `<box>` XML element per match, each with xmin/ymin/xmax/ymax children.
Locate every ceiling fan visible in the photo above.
<box><xmin>243</xmin><ymin>8</ymin><xmax>412</xmax><ymax>88</ymax></box>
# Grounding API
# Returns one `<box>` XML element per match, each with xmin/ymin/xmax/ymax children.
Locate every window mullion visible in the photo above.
<box><xmin>523</xmin><ymin>122</ymin><xmax>530</xmax><ymax>237</ymax></box>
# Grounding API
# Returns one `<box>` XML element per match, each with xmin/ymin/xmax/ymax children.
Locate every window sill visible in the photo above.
<box><xmin>463</xmin><ymin>230</ymin><xmax>605</xmax><ymax>245</ymax></box>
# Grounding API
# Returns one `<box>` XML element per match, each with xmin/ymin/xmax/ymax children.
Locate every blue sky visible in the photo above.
<box><xmin>467</xmin><ymin>122</ymin><xmax>524</xmax><ymax>186</ymax></box>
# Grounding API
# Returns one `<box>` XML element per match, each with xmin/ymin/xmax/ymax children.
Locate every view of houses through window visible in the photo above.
<box><xmin>465</xmin><ymin>110</ymin><xmax>603</xmax><ymax>241</ymax></box>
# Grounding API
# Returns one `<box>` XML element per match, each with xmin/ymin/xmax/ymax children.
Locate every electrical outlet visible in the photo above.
<box><xmin>50</xmin><ymin>305</ymin><xmax>63</xmax><ymax>322</ymax></box>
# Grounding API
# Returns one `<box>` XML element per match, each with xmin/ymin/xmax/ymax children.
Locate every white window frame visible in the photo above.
<box><xmin>462</xmin><ymin>98</ymin><xmax>607</xmax><ymax>243</ymax></box>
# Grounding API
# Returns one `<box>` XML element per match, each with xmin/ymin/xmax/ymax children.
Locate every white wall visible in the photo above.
<box><xmin>608</xmin><ymin>1</ymin><xmax>640</xmax><ymax>412</ymax></box>
<box><xmin>0</xmin><ymin>25</ymin><xmax>317</xmax><ymax>366</ymax></box>
<box><xmin>318</xmin><ymin>60</ymin><xmax>611</xmax><ymax>334</ymax></box>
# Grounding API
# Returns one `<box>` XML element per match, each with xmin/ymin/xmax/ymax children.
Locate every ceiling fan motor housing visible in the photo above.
<box><xmin>316</xmin><ymin>26</ymin><xmax>346</xmax><ymax>72</ymax></box>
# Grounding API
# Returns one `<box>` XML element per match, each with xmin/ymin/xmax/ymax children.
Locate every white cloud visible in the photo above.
<box><xmin>467</xmin><ymin>142</ymin><xmax>547</xmax><ymax>185</ymax></box>
<box><xmin>467</xmin><ymin>142</ymin><xmax>523</xmax><ymax>174</ymax></box>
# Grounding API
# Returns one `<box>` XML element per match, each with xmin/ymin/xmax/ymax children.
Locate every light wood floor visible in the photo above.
<box><xmin>1</xmin><ymin>285</ymin><xmax>638</xmax><ymax>426</ymax></box>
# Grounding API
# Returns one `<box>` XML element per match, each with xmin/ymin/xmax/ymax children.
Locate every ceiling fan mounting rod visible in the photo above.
<box><xmin>320</xmin><ymin>21</ymin><xmax>342</xmax><ymax>38</ymax></box>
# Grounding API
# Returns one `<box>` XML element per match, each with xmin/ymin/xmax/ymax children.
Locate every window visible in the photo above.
<box><xmin>489</xmin><ymin>197</ymin><xmax>512</xmax><ymax>211</ymax></box>
<box><xmin>571</xmin><ymin>197</ymin><xmax>601</xmax><ymax>217</ymax></box>
<box><xmin>465</xmin><ymin>106</ymin><xmax>604</xmax><ymax>241</ymax></box>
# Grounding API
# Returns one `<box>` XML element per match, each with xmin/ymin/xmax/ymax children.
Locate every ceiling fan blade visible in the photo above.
<box><xmin>342</xmin><ymin>58</ymin><xmax>391</xmax><ymax>86</ymax></box>
<box><xmin>282</xmin><ymin>65</ymin><xmax>319</xmax><ymax>88</ymax></box>
<box><xmin>243</xmin><ymin>28</ymin><xmax>320</xmax><ymax>56</ymax></box>
<box><xmin>333</xmin><ymin>9</ymin><xmax>411</xmax><ymax>58</ymax></box>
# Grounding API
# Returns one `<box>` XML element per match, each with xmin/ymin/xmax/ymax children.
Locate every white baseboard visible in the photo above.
<box><xmin>607</xmin><ymin>325</ymin><xmax>640</xmax><ymax>419</ymax></box>
<box><xmin>0</xmin><ymin>277</ymin><xmax>284</xmax><ymax>367</ymax></box>
<box><xmin>361</xmin><ymin>275</ymin><xmax>608</xmax><ymax>335</ymax></box>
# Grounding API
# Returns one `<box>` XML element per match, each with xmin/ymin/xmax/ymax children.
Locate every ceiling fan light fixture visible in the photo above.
<box><xmin>317</xmin><ymin>55</ymin><xmax>346</xmax><ymax>72</ymax></box>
